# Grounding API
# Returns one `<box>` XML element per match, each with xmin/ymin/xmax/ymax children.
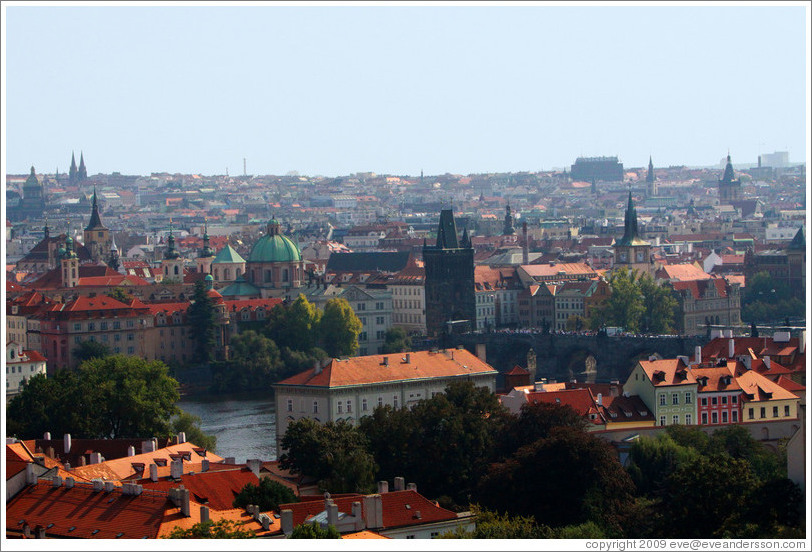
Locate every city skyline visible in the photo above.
<box><xmin>3</xmin><ymin>2</ymin><xmax>808</xmax><ymax>177</ymax></box>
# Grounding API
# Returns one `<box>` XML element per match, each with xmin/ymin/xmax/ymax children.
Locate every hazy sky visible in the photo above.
<box><xmin>3</xmin><ymin>2</ymin><xmax>808</xmax><ymax>177</ymax></box>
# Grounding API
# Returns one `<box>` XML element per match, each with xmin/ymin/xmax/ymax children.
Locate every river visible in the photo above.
<box><xmin>177</xmin><ymin>393</ymin><xmax>277</xmax><ymax>463</ymax></box>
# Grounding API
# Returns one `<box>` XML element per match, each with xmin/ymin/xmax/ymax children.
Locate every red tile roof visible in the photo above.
<box><xmin>656</xmin><ymin>263</ymin><xmax>710</xmax><ymax>282</ymax></box>
<box><xmin>7</xmin><ymin>459</ymin><xmax>28</xmax><ymax>480</ymax></box>
<box><xmin>275</xmin><ymin>349</ymin><xmax>496</xmax><ymax>388</ymax></box>
<box><xmin>671</xmin><ymin>277</ymin><xmax>728</xmax><ymax>299</ymax></box>
<box><xmin>775</xmin><ymin>375</ymin><xmax>805</xmax><ymax>393</ymax></box>
<box><xmin>638</xmin><ymin>358</ymin><xmax>696</xmax><ymax>386</ymax></box>
<box><xmin>140</xmin><ymin>468</ymin><xmax>258</xmax><ymax>511</ymax></box>
<box><xmin>505</xmin><ymin>365</ymin><xmax>530</xmax><ymax>376</ymax></box>
<box><xmin>523</xmin><ymin>388</ymin><xmax>606</xmax><ymax>426</ymax></box>
<box><xmin>736</xmin><ymin>371</ymin><xmax>798</xmax><ymax>402</ymax></box>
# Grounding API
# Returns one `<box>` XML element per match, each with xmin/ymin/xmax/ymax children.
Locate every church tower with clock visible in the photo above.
<box><xmin>613</xmin><ymin>192</ymin><xmax>652</xmax><ymax>276</ymax></box>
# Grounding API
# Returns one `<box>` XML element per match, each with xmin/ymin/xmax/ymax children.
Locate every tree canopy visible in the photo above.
<box><xmin>7</xmin><ymin>356</ymin><xmax>180</xmax><ymax>440</ymax></box>
<box><xmin>170</xmin><ymin>410</ymin><xmax>217</xmax><ymax>452</ymax></box>
<box><xmin>589</xmin><ymin>268</ymin><xmax>676</xmax><ymax>334</ymax></box>
<box><xmin>186</xmin><ymin>280</ymin><xmax>219</xmax><ymax>364</ymax></box>
<box><xmin>73</xmin><ymin>340</ymin><xmax>112</xmax><ymax>363</ymax></box>
<box><xmin>319</xmin><ymin>298</ymin><xmax>362</xmax><ymax>357</ymax></box>
<box><xmin>742</xmin><ymin>271</ymin><xmax>804</xmax><ymax>323</ymax></box>
<box><xmin>165</xmin><ymin>519</ymin><xmax>255</xmax><ymax>539</ymax></box>
<box><xmin>233</xmin><ymin>477</ymin><xmax>299</xmax><ymax>512</ymax></box>
<box><xmin>381</xmin><ymin>326</ymin><xmax>412</xmax><ymax>354</ymax></box>
<box><xmin>289</xmin><ymin>523</ymin><xmax>341</xmax><ymax>539</ymax></box>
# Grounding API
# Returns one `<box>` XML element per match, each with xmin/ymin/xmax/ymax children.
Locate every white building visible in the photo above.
<box><xmin>6</xmin><ymin>342</ymin><xmax>47</xmax><ymax>396</ymax></box>
<box><xmin>273</xmin><ymin>348</ymin><xmax>498</xmax><ymax>446</ymax></box>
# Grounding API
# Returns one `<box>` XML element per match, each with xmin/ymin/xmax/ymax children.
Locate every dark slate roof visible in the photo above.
<box><xmin>326</xmin><ymin>251</ymin><xmax>411</xmax><ymax>273</ymax></box>
<box><xmin>435</xmin><ymin>209</ymin><xmax>460</xmax><ymax>249</ymax></box>
<box><xmin>788</xmin><ymin>226</ymin><xmax>805</xmax><ymax>251</ymax></box>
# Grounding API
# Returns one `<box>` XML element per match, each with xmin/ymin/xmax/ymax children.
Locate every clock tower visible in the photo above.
<box><xmin>613</xmin><ymin>192</ymin><xmax>652</xmax><ymax>276</ymax></box>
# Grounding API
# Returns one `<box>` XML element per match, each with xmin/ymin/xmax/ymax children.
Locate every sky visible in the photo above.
<box><xmin>2</xmin><ymin>2</ymin><xmax>809</xmax><ymax>177</ymax></box>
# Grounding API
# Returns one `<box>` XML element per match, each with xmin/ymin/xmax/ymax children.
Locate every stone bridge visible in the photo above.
<box><xmin>449</xmin><ymin>333</ymin><xmax>707</xmax><ymax>385</ymax></box>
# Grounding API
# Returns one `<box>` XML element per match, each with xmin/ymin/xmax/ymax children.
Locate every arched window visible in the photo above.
<box><xmin>265</xmin><ymin>270</ymin><xmax>272</xmax><ymax>283</ymax></box>
<box><xmin>282</xmin><ymin>268</ymin><xmax>289</xmax><ymax>282</ymax></box>
<box><xmin>236</xmin><ymin>268</ymin><xmax>242</xmax><ymax>277</ymax></box>
<box><xmin>174</xmin><ymin>265</ymin><xmax>179</xmax><ymax>275</ymax></box>
<box><xmin>71</xmin><ymin>268</ymin><xmax>76</xmax><ymax>278</ymax></box>
<box><xmin>165</xmin><ymin>266</ymin><xmax>169</xmax><ymax>275</ymax></box>
<box><xmin>224</xmin><ymin>268</ymin><xmax>231</xmax><ymax>280</ymax></box>
<box><xmin>214</xmin><ymin>269</ymin><xmax>220</xmax><ymax>281</ymax></box>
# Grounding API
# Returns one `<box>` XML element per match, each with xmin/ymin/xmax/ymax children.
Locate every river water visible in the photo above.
<box><xmin>177</xmin><ymin>393</ymin><xmax>278</xmax><ymax>463</ymax></box>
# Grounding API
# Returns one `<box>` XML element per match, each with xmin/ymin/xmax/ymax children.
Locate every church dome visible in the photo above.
<box><xmin>248</xmin><ymin>219</ymin><xmax>301</xmax><ymax>263</ymax></box>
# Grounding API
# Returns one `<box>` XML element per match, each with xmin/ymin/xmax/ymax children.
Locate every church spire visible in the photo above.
<box><xmin>85</xmin><ymin>187</ymin><xmax>105</xmax><ymax>230</ymax></box>
<box><xmin>434</xmin><ymin>209</ymin><xmax>460</xmax><ymax>249</ymax></box>
<box><xmin>78</xmin><ymin>151</ymin><xmax>87</xmax><ymax>181</ymax></box>
<box><xmin>646</xmin><ymin>156</ymin><xmax>654</xmax><ymax>184</ymax></box>
<box><xmin>165</xmin><ymin>220</ymin><xmax>180</xmax><ymax>259</ymax></box>
<box><xmin>721</xmin><ymin>153</ymin><xmax>735</xmax><ymax>183</ymax></box>
<box><xmin>69</xmin><ymin>151</ymin><xmax>78</xmax><ymax>185</ymax></box>
<box><xmin>616</xmin><ymin>191</ymin><xmax>640</xmax><ymax>245</ymax></box>
<box><xmin>200</xmin><ymin>218</ymin><xmax>214</xmax><ymax>258</ymax></box>
<box><xmin>503</xmin><ymin>203</ymin><xmax>516</xmax><ymax>235</ymax></box>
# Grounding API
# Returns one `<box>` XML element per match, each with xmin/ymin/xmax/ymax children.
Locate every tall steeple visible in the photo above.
<box><xmin>69</xmin><ymin>152</ymin><xmax>78</xmax><ymax>185</ymax></box>
<box><xmin>616</xmin><ymin>191</ymin><xmax>643</xmax><ymax>246</ymax></box>
<box><xmin>78</xmin><ymin>151</ymin><xmax>87</xmax><ymax>181</ymax></box>
<box><xmin>503</xmin><ymin>203</ymin><xmax>516</xmax><ymax>236</ymax></box>
<box><xmin>85</xmin><ymin>187</ymin><xmax>105</xmax><ymax>231</ymax></box>
<box><xmin>721</xmin><ymin>154</ymin><xmax>735</xmax><ymax>183</ymax></box>
<box><xmin>200</xmin><ymin>219</ymin><xmax>214</xmax><ymax>258</ymax></box>
<box><xmin>646</xmin><ymin>156</ymin><xmax>654</xmax><ymax>184</ymax></box>
<box><xmin>165</xmin><ymin>221</ymin><xmax>180</xmax><ymax>260</ymax></box>
<box><xmin>434</xmin><ymin>209</ymin><xmax>460</xmax><ymax>249</ymax></box>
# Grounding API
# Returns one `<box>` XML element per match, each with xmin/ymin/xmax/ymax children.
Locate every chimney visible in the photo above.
<box><xmin>394</xmin><ymin>476</ymin><xmax>405</xmax><ymax>491</ymax></box>
<box><xmin>23</xmin><ymin>523</ymin><xmax>31</xmax><ymax>538</ymax></box>
<box><xmin>404</xmin><ymin>353</ymin><xmax>410</xmax><ymax>364</ymax></box>
<box><xmin>25</xmin><ymin>463</ymin><xmax>38</xmax><ymax>485</ymax></box>
<box><xmin>352</xmin><ymin>501</ymin><xmax>364</xmax><ymax>531</ymax></box>
<box><xmin>225</xmin><ymin>456</ymin><xmax>235</xmax><ymax>464</ymax></box>
<box><xmin>52</xmin><ymin>475</ymin><xmax>63</xmax><ymax>488</ymax></box>
<box><xmin>64</xmin><ymin>433</ymin><xmax>71</xmax><ymax>454</ymax></box>
<box><xmin>800</xmin><ymin>330</ymin><xmax>806</xmax><ymax>354</ymax></box>
<box><xmin>176</xmin><ymin>432</ymin><xmax>186</xmax><ymax>444</ymax></box>
<box><xmin>382</xmin><ymin>356</ymin><xmax>389</xmax><ymax>366</ymax></box>
<box><xmin>36</xmin><ymin>526</ymin><xmax>46</xmax><ymax>539</ymax></box>
<box><xmin>133</xmin><ymin>484</ymin><xmax>143</xmax><ymax>496</ymax></box>
<box><xmin>764</xmin><ymin>356</ymin><xmax>771</xmax><ymax>370</ymax></box>
<box><xmin>522</xmin><ymin>222</ymin><xmax>529</xmax><ymax>265</ymax></box>
<box><xmin>377</xmin><ymin>480</ymin><xmax>389</xmax><ymax>494</ymax></box>
<box><xmin>65</xmin><ymin>477</ymin><xmax>75</xmax><ymax>489</ymax></box>
<box><xmin>327</xmin><ymin>500</ymin><xmax>339</xmax><ymax>527</ymax></box>
<box><xmin>180</xmin><ymin>488</ymin><xmax>190</xmax><ymax>517</ymax></box>
<box><xmin>596</xmin><ymin>393</ymin><xmax>603</xmax><ymax>406</ymax></box>
<box><xmin>121</xmin><ymin>482</ymin><xmax>132</xmax><ymax>495</ymax></box>
<box><xmin>200</xmin><ymin>506</ymin><xmax>210</xmax><ymax>524</ymax></box>
<box><xmin>258</xmin><ymin>513</ymin><xmax>271</xmax><ymax>531</ymax></box>
<box><xmin>171</xmin><ymin>459</ymin><xmax>183</xmax><ymax>480</ymax></box>
<box><xmin>729</xmin><ymin>338</ymin><xmax>735</xmax><ymax>359</ymax></box>
<box><xmin>64</xmin><ymin>462</ymin><xmax>71</xmax><ymax>471</ymax></box>
<box><xmin>89</xmin><ymin>452</ymin><xmax>102</xmax><ymax>465</ymax></box>
<box><xmin>80</xmin><ymin>456</ymin><xmax>86</xmax><ymax>466</ymax></box>
<box><xmin>247</xmin><ymin>458</ymin><xmax>262</xmax><ymax>478</ymax></box>
<box><xmin>406</xmin><ymin>482</ymin><xmax>417</xmax><ymax>492</ymax></box>
<box><xmin>92</xmin><ymin>478</ymin><xmax>104</xmax><ymax>492</ymax></box>
<box><xmin>127</xmin><ymin>446</ymin><xmax>135</xmax><ymax>457</ymax></box>
<box><xmin>104</xmin><ymin>481</ymin><xmax>115</xmax><ymax>492</ymax></box>
<box><xmin>694</xmin><ymin>345</ymin><xmax>702</xmax><ymax>365</ymax></box>
<box><xmin>476</xmin><ymin>343</ymin><xmax>486</xmax><ymax>362</ymax></box>
<box><xmin>43</xmin><ymin>432</ymin><xmax>51</xmax><ymax>440</ymax></box>
<box><xmin>201</xmin><ymin>458</ymin><xmax>210</xmax><ymax>472</ymax></box>
<box><xmin>46</xmin><ymin>446</ymin><xmax>55</xmax><ymax>459</ymax></box>
<box><xmin>281</xmin><ymin>509</ymin><xmax>294</xmax><ymax>536</ymax></box>
<box><xmin>314</xmin><ymin>359</ymin><xmax>322</xmax><ymax>375</ymax></box>
<box><xmin>150</xmin><ymin>463</ymin><xmax>159</xmax><ymax>482</ymax></box>
<box><xmin>141</xmin><ymin>440</ymin><xmax>155</xmax><ymax>454</ymax></box>
<box><xmin>609</xmin><ymin>380</ymin><xmax>620</xmax><ymax>397</ymax></box>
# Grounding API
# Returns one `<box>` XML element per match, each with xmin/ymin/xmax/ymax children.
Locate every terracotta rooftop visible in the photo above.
<box><xmin>140</xmin><ymin>467</ymin><xmax>258</xmax><ymax>511</ymax></box>
<box><xmin>523</xmin><ymin>388</ymin><xmax>606</xmax><ymax>426</ymax></box>
<box><xmin>70</xmin><ymin>443</ymin><xmax>223</xmax><ymax>482</ymax></box>
<box><xmin>638</xmin><ymin>358</ymin><xmax>696</xmax><ymax>386</ymax></box>
<box><xmin>736</xmin><ymin>370</ymin><xmax>798</xmax><ymax>402</ymax></box>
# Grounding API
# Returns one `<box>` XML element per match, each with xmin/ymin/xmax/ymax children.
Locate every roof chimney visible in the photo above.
<box><xmin>377</xmin><ymin>480</ymin><xmax>389</xmax><ymax>494</ymax></box>
<box><xmin>596</xmin><ymin>393</ymin><xmax>603</xmax><ymax>406</ymax></box>
<box><xmin>382</xmin><ymin>356</ymin><xmax>389</xmax><ymax>366</ymax></box>
<box><xmin>281</xmin><ymin>509</ymin><xmax>294</xmax><ymax>536</ymax></box>
<box><xmin>327</xmin><ymin>501</ymin><xmax>339</xmax><ymax>527</ymax></box>
<box><xmin>92</xmin><ymin>478</ymin><xmax>104</xmax><ymax>492</ymax></box>
<box><xmin>247</xmin><ymin>458</ymin><xmax>262</xmax><ymax>478</ymax></box>
<box><xmin>407</xmin><ymin>482</ymin><xmax>417</xmax><ymax>492</ymax></box>
<box><xmin>352</xmin><ymin>501</ymin><xmax>364</xmax><ymax>531</ymax></box>
<box><xmin>394</xmin><ymin>476</ymin><xmax>405</xmax><ymax>491</ymax></box>
<box><xmin>176</xmin><ymin>432</ymin><xmax>186</xmax><ymax>444</ymax></box>
<box><xmin>180</xmin><ymin>488</ymin><xmax>190</xmax><ymax>517</ymax></box>
<box><xmin>404</xmin><ymin>353</ymin><xmax>410</xmax><ymax>364</ymax></box>
<box><xmin>46</xmin><ymin>446</ymin><xmax>55</xmax><ymax>459</ymax></box>
<box><xmin>201</xmin><ymin>458</ymin><xmax>210</xmax><ymax>472</ymax></box>
<box><xmin>65</xmin><ymin>477</ymin><xmax>75</xmax><ymax>489</ymax></box>
<box><xmin>150</xmin><ymin>463</ymin><xmax>159</xmax><ymax>482</ymax></box>
<box><xmin>314</xmin><ymin>359</ymin><xmax>323</xmax><ymax>375</ymax></box>
<box><xmin>43</xmin><ymin>432</ymin><xmax>51</xmax><ymax>440</ymax></box>
<box><xmin>729</xmin><ymin>338</ymin><xmax>735</xmax><ymax>359</ymax></box>
<box><xmin>141</xmin><ymin>440</ymin><xmax>155</xmax><ymax>454</ymax></box>
<box><xmin>258</xmin><ymin>513</ymin><xmax>271</xmax><ymax>531</ymax></box>
<box><xmin>694</xmin><ymin>345</ymin><xmax>702</xmax><ymax>365</ymax></box>
<box><xmin>127</xmin><ymin>446</ymin><xmax>135</xmax><ymax>457</ymax></box>
<box><xmin>170</xmin><ymin>459</ymin><xmax>183</xmax><ymax>480</ymax></box>
<box><xmin>52</xmin><ymin>475</ymin><xmax>63</xmax><ymax>488</ymax></box>
<box><xmin>64</xmin><ymin>433</ymin><xmax>71</xmax><ymax>454</ymax></box>
<box><xmin>800</xmin><ymin>330</ymin><xmax>806</xmax><ymax>354</ymax></box>
<box><xmin>89</xmin><ymin>452</ymin><xmax>102</xmax><ymax>464</ymax></box>
<box><xmin>200</xmin><ymin>506</ymin><xmax>210</xmax><ymax>524</ymax></box>
<box><xmin>104</xmin><ymin>481</ymin><xmax>115</xmax><ymax>492</ymax></box>
<box><xmin>764</xmin><ymin>356</ymin><xmax>771</xmax><ymax>370</ymax></box>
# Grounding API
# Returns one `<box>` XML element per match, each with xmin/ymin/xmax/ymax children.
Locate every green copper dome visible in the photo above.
<box><xmin>248</xmin><ymin>220</ymin><xmax>301</xmax><ymax>263</ymax></box>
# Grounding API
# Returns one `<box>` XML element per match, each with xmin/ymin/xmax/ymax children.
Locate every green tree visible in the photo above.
<box><xmin>170</xmin><ymin>410</ymin><xmax>217</xmax><ymax>452</ymax></box>
<box><xmin>186</xmin><ymin>280</ymin><xmax>219</xmax><ymax>363</ymax></box>
<box><xmin>7</xmin><ymin>356</ymin><xmax>180</xmax><ymax>440</ymax></box>
<box><xmin>495</xmin><ymin>401</ymin><xmax>588</xmax><ymax>461</ymax></box>
<box><xmin>625</xmin><ymin>433</ymin><xmax>701</xmax><ymax>498</ymax></box>
<box><xmin>279</xmin><ymin>419</ymin><xmax>377</xmax><ymax>493</ymax></box>
<box><xmin>73</xmin><ymin>340</ymin><xmax>112</xmax><ymax>363</ymax></box>
<box><xmin>318</xmin><ymin>298</ymin><xmax>362</xmax><ymax>357</ymax></box>
<box><xmin>265</xmin><ymin>295</ymin><xmax>321</xmax><ymax>352</ymax></box>
<box><xmin>214</xmin><ymin>330</ymin><xmax>284</xmax><ymax>392</ymax></box>
<box><xmin>381</xmin><ymin>326</ymin><xmax>412</xmax><ymax>354</ymax></box>
<box><xmin>233</xmin><ymin>477</ymin><xmax>299</xmax><ymax>511</ymax></box>
<box><xmin>591</xmin><ymin>268</ymin><xmax>645</xmax><ymax>332</ymax></box>
<box><xmin>708</xmin><ymin>424</ymin><xmax>785</xmax><ymax>481</ymax></box>
<box><xmin>438</xmin><ymin>505</ymin><xmax>547</xmax><ymax>539</ymax></box>
<box><xmin>106</xmin><ymin>287</ymin><xmax>132</xmax><ymax>303</ymax></box>
<box><xmin>289</xmin><ymin>523</ymin><xmax>341</xmax><ymax>539</ymax></box>
<box><xmin>742</xmin><ymin>271</ymin><xmax>804</xmax><ymax>323</ymax></box>
<box><xmin>639</xmin><ymin>273</ymin><xmax>677</xmax><ymax>333</ymax></box>
<box><xmin>165</xmin><ymin>519</ymin><xmax>256</xmax><ymax>539</ymax></box>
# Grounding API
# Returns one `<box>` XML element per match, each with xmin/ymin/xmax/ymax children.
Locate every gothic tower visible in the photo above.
<box><xmin>60</xmin><ymin>236</ymin><xmax>80</xmax><ymax>288</ymax></box>
<box><xmin>83</xmin><ymin>188</ymin><xmax>110</xmax><ymax>263</ymax></box>
<box><xmin>423</xmin><ymin>209</ymin><xmax>476</xmax><ymax>336</ymax></box>
<box><xmin>197</xmin><ymin>220</ymin><xmax>215</xmax><ymax>275</ymax></box>
<box><xmin>78</xmin><ymin>151</ymin><xmax>87</xmax><ymax>182</ymax></box>
<box><xmin>69</xmin><ymin>152</ymin><xmax>78</xmax><ymax>186</ymax></box>
<box><xmin>718</xmin><ymin>154</ymin><xmax>742</xmax><ymax>204</ymax></box>
<box><xmin>161</xmin><ymin>223</ymin><xmax>185</xmax><ymax>282</ymax></box>
<box><xmin>646</xmin><ymin>156</ymin><xmax>657</xmax><ymax>197</ymax></box>
<box><xmin>503</xmin><ymin>204</ymin><xmax>516</xmax><ymax>236</ymax></box>
<box><xmin>613</xmin><ymin>192</ymin><xmax>652</xmax><ymax>276</ymax></box>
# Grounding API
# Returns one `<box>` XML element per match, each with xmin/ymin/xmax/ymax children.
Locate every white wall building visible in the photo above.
<box><xmin>6</xmin><ymin>342</ymin><xmax>47</xmax><ymax>396</ymax></box>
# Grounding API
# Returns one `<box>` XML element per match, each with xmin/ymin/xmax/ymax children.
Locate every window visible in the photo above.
<box><xmin>127</xmin><ymin>333</ymin><xmax>134</xmax><ymax>341</ymax></box>
<box><xmin>701</xmin><ymin>412</ymin><xmax>708</xmax><ymax>424</ymax></box>
<box><xmin>659</xmin><ymin>394</ymin><xmax>666</xmax><ymax>406</ymax></box>
<box><xmin>376</xmin><ymin>302</ymin><xmax>384</xmax><ymax>310</ymax></box>
<box><xmin>672</xmin><ymin>393</ymin><xmax>679</xmax><ymax>405</ymax></box>
<box><xmin>100</xmin><ymin>321</ymin><xmax>108</xmax><ymax>330</ymax></box>
<box><xmin>313</xmin><ymin>402</ymin><xmax>318</xmax><ymax>414</ymax></box>
<box><xmin>378</xmin><ymin>397</ymin><xmax>383</xmax><ymax>408</ymax></box>
<box><xmin>114</xmin><ymin>334</ymin><xmax>121</xmax><ymax>342</ymax></box>
<box><xmin>357</xmin><ymin>303</ymin><xmax>366</xmax><ymax>311</ymax></box>
<box><xmin>87</xmin><ymin>322</ymin><xmax>95</xmax><ymax>331</ymax></box>
<box><xmin>748</xmin><ymin>408</ymin><xmax>754</xmax><ymax>420</ymax></box>
<box><xmin>773</xmin><ymin>406</ymin><xmax>779</xmax><ymax>418</ymax></box>
<box><xmin>760</xmin><ymin>407</ymin><xmax>766</xmax><ymax>419</ymax></box>
<box><xmin>685</xmin><ymin>414</ymin><xmax>692</xmax><ymax>425</ymax></box>
<box><xmin>701</xmin><ymin>397</ymin><xmax>708</xmax><ymax>406</ymax></box>
<box><xmin>732</xmin><ymin>396</ymin><xmax>738</xmax><ymax>404</ymax></box>
<box><xmin>711</xmin><ymin>397</ymin><xmax>718</xmax><ymax>405</ymax></box>
<box><xmin>721</xmin><ymin>396</ymin><xmax>728</xmax><ymax>405</ymax></box>
<box><xmin>685</xmin><ymin>392</ymin><xmax>692</xmax><ymax>405</ymax></box>
<box><xmin>74</xmin><ymin>323</ymin><xmax>82</xmax><ymax>331</ymax></box>
<box><xmin>74</xmin><ymin>336</ymin><xmax>81</xmax><ymax>344</ymax></box>
<box><xmin>287</xmin><ymin>399</ymin><xmax>293</xmax><ymax>413</ymax></box>
<box><xmin>337</xmin><ymin>401</ymin><xmax>343</xmax><ymax>414</ymax></box>
<box><xmin>659</xmin><ymin>416</ymin><xmax>666</xmax><ymax>426</ymax></box>
<box><xmin>127</xmin><ymin>346</ymin><xmax>134</xmax><ymax>354</ymax></box>
<box><xmin>376</xmin><ymin>316</ymin><xmax>385</xmax><ymax>325</ymax></box>
<box><xmin>127</xmin><ymin>320</ymin><xmax>134</xmax><ymax>328</ymax></box>
<box><xmin>784</xmin><ymin>405</ymin><xmax>790</xmax><ymax>416</ymax></box>
<box><xmin>393</xmin><ymin>395</ymin><xmax>398</xmax><ymax>408</ymax></box>
<box><xmin>732</xmin><ymin>411</ymin><xmax>738</xmax><ymax>422</ymax></box>
<box><xmin>673</xmin><ymin>415</ymin><xmax>680</xmax><ymax>425</ymax></box>
<box><xmin>113</xmin><ymin>321</ymin><xmax>121</xmax><ymax>329</ymax></box>
<box><xmin>362</xmin><ymin>399</ymin><xmax>368</xmax><ymax>412</ymax></box>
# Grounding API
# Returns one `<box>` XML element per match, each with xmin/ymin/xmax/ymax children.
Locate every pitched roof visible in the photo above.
<box><xmin>520</xmin><ymin>263</ymin><xmax>596</xmax><ymax>279</ymax></box>
<box><xmin>140</xmin><ymin>467</ymin><xmax>258</xmax><ymax>511</ymax></box>
<box><xmin>505</xmin><ymin>365</ymin><xmax>530</xmax><ymax>376</ymax></box>
<box><xmin>656</xmin><ymin>263</ymin><xmax>711</xmax><ymax>282</ymax></box>
<box><xmin>736</xmin><ymin>370</ymin><xmax>798</xmax><ymax>402</ymax></box>
<box><xmin>671</xmin><ymin>277</ymin><xmax>729</xmax><ymax>299</ymax></box>
<box><xmin>275</xmin><ymin>349</ymin><xmax>497</xmax><ymax>388</ymax></box>
<box><xmin>212</xmin><ymin>244</ymin><xmax>246</xmax><ymax>264</ymax></box>
<box><xmin>601</xmin><ymin>394</ymin><xmax>653</xmax><ymax>423</ymax></box>
<box><xmin>638</xmin><ymin>358</ymin><xmax>696</xmax><ymax>386</ymax></box>
<box><xmin>524</xmin><ymin>388</ymin><xmax>606</xmax><ymax>426</ymax></box>
<box><xmin>691</xmin><ymin>363</ymin><xmax>741</xmax><ymax>393</ymax></box>
<box><xmin>70</xmin><ymin>443</ymin><xmax>223</xmax><ymax>482</ymax></box>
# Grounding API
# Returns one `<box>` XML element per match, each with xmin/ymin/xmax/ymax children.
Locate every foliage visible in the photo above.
<box><xmin>590</xmin><ymin>268</ymin><xmax>676</xmax><ymax>333</ymax></box>
<box><xmin>381</xmin><ymin>326</ymin><xmax>412</xmax><ymax>354</ymax></box>
<box><xmin>564</xmin><ymin>314</ymin><xmax>587</xmax><ymax>332</ymax></box>
<box><xmin>318</xmin><ymin>298</ymin><xmax>362</xmax><ymax>357</ymax></box>
<box><xmin>186</xmin><ymin>280</ymin><xmax>219</xmax><ymax>363</ymax></box>
<box><xmin>478</xmin><ymin>427</ymin><xmax>637</xmax><ymax>534</ymax></box>
<box><xmin>359</xmin><ymin>380</ymin><xmax>508</xmax><ymax>506</ymax></box>
<box><xmin>73</xmin><ymin>340</ymin><xmax>112</xmax><ymax>363</ymax></box>
<box><xmin>106</xmin><ymin>287</ymin><xmax>132</xmax><ymax>303</ymax></box>
<box><xmin>625</xmin><ymin>433</ymin><xmax>701</xmax><ymax>498</ymax></box>
<box><xmin>7</xmin><ymin>356</ymin><xmax>179</xmax><ymax>439</ymax></box>
<box><xmin>289</xmin><ymin>523</ymin><xmax>341</xmax><ymax>539</ymax></box>
<box><xmin>265</xmin><ymin>294</ymin><xmax>322</xmax><ymax>352</ymax></box>
<box><xmin>639</xmin><ymin>274</ymin><xmax>678</xmax><ymax>334</ymax></box>
<box><xmin>742</xmin><ymin>271</ymin><xmax>804</xmax><ymax>323</ymax></box>
<box><xmin>170</xmin><ymin>410</ymin><xmax>217</xmax><ymax>452</ymax></box>
<box><xmin>213</xmin><ymin>330</ymin><xmax>283</xmax><ymax>392</ymax></box>
<box><xmin>233</xmin><ymin>477</ymin><xmax>299</xmax><ymax>512</ymax></box>
<box><xmin>438</xmin><ymin>505</ymin><xmax>547</xmax><ymax>539</ymax></box>
<box><xmin>165</xmin><ymin>519</ymin><xmax>256</xmax><ymax>539</ymax></box>
<box><xmin>495</xmin><ymin>401</ymin><xmax>588</xmax><ymax>460</ymax></box>
<box><xmin>279</xmin><ymin>419</ymin><xmax>377</xmax><ymax>493</ymax></box>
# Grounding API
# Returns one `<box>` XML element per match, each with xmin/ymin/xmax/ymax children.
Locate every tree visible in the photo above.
<box><xmin>742</xmin><ymin>271</ymin><xmax>804</xmax><ymax>323</ymax></box>
<box><xmin>639</xmin><ymin>274</ymin><xmax>677</xmax><ymax>334</ymax></box>
<box><xmin>265</xmin><ymin>294</ymin><xmax>321</xmax><ymax>352</ymax></box>
<box><xmin>73</xmin><ymin>340</ymin><xmax>112</xmax><ymax>363</ymax></box>
<box><xmin>170</xmin><ymin>410</ymin><xmax>217</xmax><ymax>452</ymax></box>
<box><xmin>279</xmin><ymin>419</ymin><xmax>377</xmax><ymax>493</ymax></box>
<box><xmin>186</xmin><ymin>280</ymin><xmax>219</xmax><ymax>364</ymax></box>
<box><xmin>591</xmin><ymin>268</ymin><xmax>645</xmax><ymax>332</ymax></box>
<box><xmin>106</xmin><ymin>287</ymin><xmax>132</xmax><ymax>303</ymax></box>
<box><xmin>165</xmin><ymin>519</ymin><xmax>255</xmax><ymax>539</ymax></box>
<box><xmin>233</xmin><ymin>477</ymin><xmax>298</xmax><ymax>512</ymax></box>
<box><xmin>7</xmin><ymin>356</ymin><xmax>180</xmax><ymax>440</ymax></box>
<box><xmin>625</xmin><ymin>433</ymin><xmax>701</xmax><ymax>498</ymax></box>
<box><xmin>494</xmin><ymin>401</ymin><xmax>588</xmax><ymax>461</ymax></box>
<box><xmin>438</xmin><ymin>505</ymin><xmax>547</xmax><ymax>539</ymax></box>
<box><xmin>318</xmin><ymin>298</ymin><xmax>362</xmax><ymax>357</ymax></box>
<box><xmin>381</xmin><ymin>327</ymin><xmax>411</xmax><ymax>354</ymax></box>
<box><xmin>707</xmin><ymin>424</ymin><xmax>785</xmax><ymax>481</ymax></box>
<box><xmin>289</xmin><ymin>523</ymin><xmax>341</xmax><ymax>539</ymax></box>
<box><xmin>478</xmin><ymin>427</ymin><xmax>637</xmax><ymax>534</ymax></box>
<box><xmin>214</xmin><ymin>330</ymin><xmax>284</xmax><ymax>392</ymax></box>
